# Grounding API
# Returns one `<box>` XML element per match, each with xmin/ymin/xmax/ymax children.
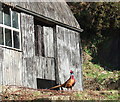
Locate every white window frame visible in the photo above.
<box><xmin>0</xmin><ymin>7</ymin><xmax>21</xmax><ymax>51</ymax></box>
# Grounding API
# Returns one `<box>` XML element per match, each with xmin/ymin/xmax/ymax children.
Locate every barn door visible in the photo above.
<box><xmin>56</xmin><ymin>25</ymin><xmax>83</xmax><ymax>90</ymax></box>
<box><xmin>34</xmin><ymin>25</ymin><xmax>56</xmax><ymax>89</ymax></box>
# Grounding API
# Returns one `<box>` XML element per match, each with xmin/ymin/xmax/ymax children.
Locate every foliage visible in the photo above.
<box><xmin>68</xmin><ymin>2</ymin><xmax>119</xmax><ymax>44</ymax></box>
<box><xmin>82</xmin><ymin>59</ymin><xmax>120</xmax><ymax>91</ymax></box>
<box><xmin>68</xmin><ymin>2</ymin><xmax>120</xmax><ymax>70</ymax></box>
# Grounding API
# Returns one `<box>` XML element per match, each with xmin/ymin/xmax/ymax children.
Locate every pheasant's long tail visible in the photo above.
<box><xmin>49</xmin><ymin>84</ymin><xmax>65</xmax><ymax>90</ymax></box>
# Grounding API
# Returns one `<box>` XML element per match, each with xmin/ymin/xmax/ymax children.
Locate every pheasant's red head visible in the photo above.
<box><xmin>70</xmin><ymin>70</ymin><xmax>74</xmax><ymax>74</ymax></box>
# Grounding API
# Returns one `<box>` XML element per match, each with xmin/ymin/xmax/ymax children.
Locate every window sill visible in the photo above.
<box><xmin>0</xmin><ymin>45</ymin><xmax>22</xmax><ymax>52</ymax></box>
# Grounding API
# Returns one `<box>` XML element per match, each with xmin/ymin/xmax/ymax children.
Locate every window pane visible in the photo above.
<box><xmin>0</xmin><ymin>27</ymin><xmax>4</xmax><ymax>45</ymax></box>
<box><xmin>0</xmin><ymin>7</ymin><xmax>3</xmax><ymax>24</ymax></box>
<box><xmin>4</xmin><ymin>8</ymin><xmax>11</xmax><ymax>26</ymax></box>
<box><xmin>12</xmin><ymin>11</ymin><xmax>19</xmax><ymax>29</ymax></box>
<box><xmin>5</xmin><ymin>28</ymin><xmax>12</xmax><ymax>47</ymax></box>
<box><xmin>13</xmin><ymin>31</ymin><xmax>20</xmax><ymax>49</ymax></box>
<box><xmin>0</xmin><ymin>3</ymin><xmax>3</xmax><ymax>24</ymax></box>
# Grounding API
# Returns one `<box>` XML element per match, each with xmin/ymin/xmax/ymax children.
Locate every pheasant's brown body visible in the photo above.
<box><xmin>49</xmin><ymin>70</ymin><xmax>76</xmax><ymax>90</ymax></box>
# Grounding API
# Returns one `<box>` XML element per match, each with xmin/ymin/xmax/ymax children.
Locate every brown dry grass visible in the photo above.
<box><xmin>0</xmin><ymin>85</ymin><xmax>119</xmax><ymax>101</ymax></box>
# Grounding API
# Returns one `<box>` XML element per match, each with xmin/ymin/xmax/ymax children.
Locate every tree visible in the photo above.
<box><xmin>68</xmin><ymin>2</ymin><xmax>120</xmax><ymax>70</ymax></box>
<box><xmin>68</xmin><ymin>2</ymin><xmax>119</xmax><ymax>44</ymax></box>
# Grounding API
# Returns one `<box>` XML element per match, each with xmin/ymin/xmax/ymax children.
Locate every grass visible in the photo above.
<box><xmin>83</xmin><ymin>61</ymin><xmax>119</xmax><ymax>91</ymax></box>
<box><xmin>82</xmin><ymin>51</ymin><xmax>119</xmax><ymax>100</ymax></box>
<box><xmin>73</xmin><ymin>90</ymin><xmax>119</xmax><ymax>100</ymax></box>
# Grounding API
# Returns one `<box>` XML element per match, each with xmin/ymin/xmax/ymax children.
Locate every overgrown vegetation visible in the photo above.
<box><xmin>82</xmin><ymin>53</ymin><xmax>120</xmax><ymax>91</ymax></box>
<box><xmin>0</xmin><ymin>2</ymin><xmax>119</xmax><ymax>101</ymax></box>
<box><xmin>68</xmin><ymin>2</ymin><xmax>120</xmax><ymax>100</ymax></box>
<box><xmin>0</xmin><ymin>85</ymin><xmax>119</xmax><ymax>101</ymax></box>
<box><xmin>68</xmin><ymin>2</ymin><xmax>120</xmax><ymax>70</ymax></box>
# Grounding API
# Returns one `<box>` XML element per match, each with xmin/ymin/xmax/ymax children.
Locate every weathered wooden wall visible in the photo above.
<box><xmin>0</xmin><ymin>48</ymin><xmax>22</xmax><ymax>86</ymax></box>
<box><xmin>0</xmin><ymin>12</ymin><xmax>56</xmax><ymax>89</ymax></box>
<box><xmin>21</xmin><ymin>13</ymin><xmax>36</xmax><ymax>88</ymax></box>
<box><xmin>56</xmin><ymin>25</ymin><xmax>82</xmax><ymax>90</ymax></box>
<box><xmin>21</xmin><ymin>13</ymin><xmax>55</xmax><ymax>88</ymax></box>
<box><xmin>35</xmin><ymin>57</ymin><xmax>55</xmax><ymax>81</ymax></box>
<box><xmin>0</xmin><ymin>3</ymin><xmax>83</xmax><ymax>90</ymax></box>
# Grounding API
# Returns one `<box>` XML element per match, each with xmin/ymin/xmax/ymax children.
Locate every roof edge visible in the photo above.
<box><xmin>16</xmin><ymin>5</ymin><xmax>83</xmax><ymax>33</ymax></box>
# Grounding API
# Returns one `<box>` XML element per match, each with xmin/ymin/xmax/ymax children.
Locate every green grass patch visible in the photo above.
<box><xmin>83</xmin><ymin>60</ymin><xmax>119</xmax><ymax>90</ymax></box>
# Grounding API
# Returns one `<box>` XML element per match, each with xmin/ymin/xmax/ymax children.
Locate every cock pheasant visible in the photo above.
<box><xmin>49</xmin><ymin>70</ymin><xmax>76</xmax><ymax>90</ymax></box>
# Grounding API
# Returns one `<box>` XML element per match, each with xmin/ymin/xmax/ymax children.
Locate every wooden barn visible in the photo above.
<box><xmin>0</xmin><ymin>0</ymin><xmax>83</xmax><ymax>90</ymax></box>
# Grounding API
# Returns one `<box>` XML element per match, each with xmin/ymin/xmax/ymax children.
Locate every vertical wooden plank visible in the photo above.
<box><xmin>34</xmin><ymin>25</ymin><xmax>43</xmax><ymax>56</ymax></box>
<box><xmin>43</xmin><ymin>26</ymin><xmax>54</xmax><ymax>57</ymax></box>
<box><xmin>21</xmin><ymin>13</ymin><xmax>36</xmax><ymax>88</ymax></box>
<box><xmin>21</xmin><ymin>13</ymin><xmax>35</xmax><ymax>58</ymax></box>
<box><xmin>3</xmin><ymin>49</ymin><xmax>11</xmax><ymax>85</ymax></box>
<box><xmin>42</xmin><ymin>57</ymin><xmax>46</xmax><ymax>79</ymax></box>
<box><xmin>0</xmin><ymin>48</ymin><xmax>3</xmax><ymax>85</ymax></box>
<box><xmin>21</xmin><ymin>13</ymin><xmax>28</xmax><ymax>87</ymax></box>
<box><xmin>35</xmin><ymin>56</ymin><xmax>55</xmax><ymax>81</ymax></box>
<box><xmin>50</xmin><ymin>58</ymin><xmax>55</xmax><ymax>80</ymax></box>
<box><xmin>53</xmin><ymin>26</ymin><xmax>59</xmax><ymax>85</ymax></box>
<box><xmin>12</xmin><ymin>50</ymin><xmax>22</xmax><ymax>85</ymax></box>
<box><xmin>2</xmin><ymin>49</ymin><xmax>22</xmax><ymax>86</ymax></box>
<box><xmin>44</xmin><ymin>58</ymin><xmax>55</xmax><ymax>80</ymax></box>
<box><xmin>35</xmin><ymin>57</ymin><xmax>41</xmax><ymax>78</ymax></box>
<box><xmin>37</xmin><ymin>57</ymin><xmax>43</xmax><ymax>79</ymax></box>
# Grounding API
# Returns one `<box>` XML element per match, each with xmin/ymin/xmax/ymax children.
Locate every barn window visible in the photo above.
<box><xmin>0</xmin><ymin>4</ymin><xmax>21</xmax><ymax>50</ymax></box>
<box><xmin>4</xmin><ymin>7</ymin><xmax>11</xmax><ymax>26</ymax></box>
<box><xmin>5</xmin><ymin>28</ymin><xmax>12</xmax><ymax>47</ymax></box>
<box><xmin>0</xmin><ymin>8</ymin><xmax>3</xmax><ymax>24</ymax></box>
